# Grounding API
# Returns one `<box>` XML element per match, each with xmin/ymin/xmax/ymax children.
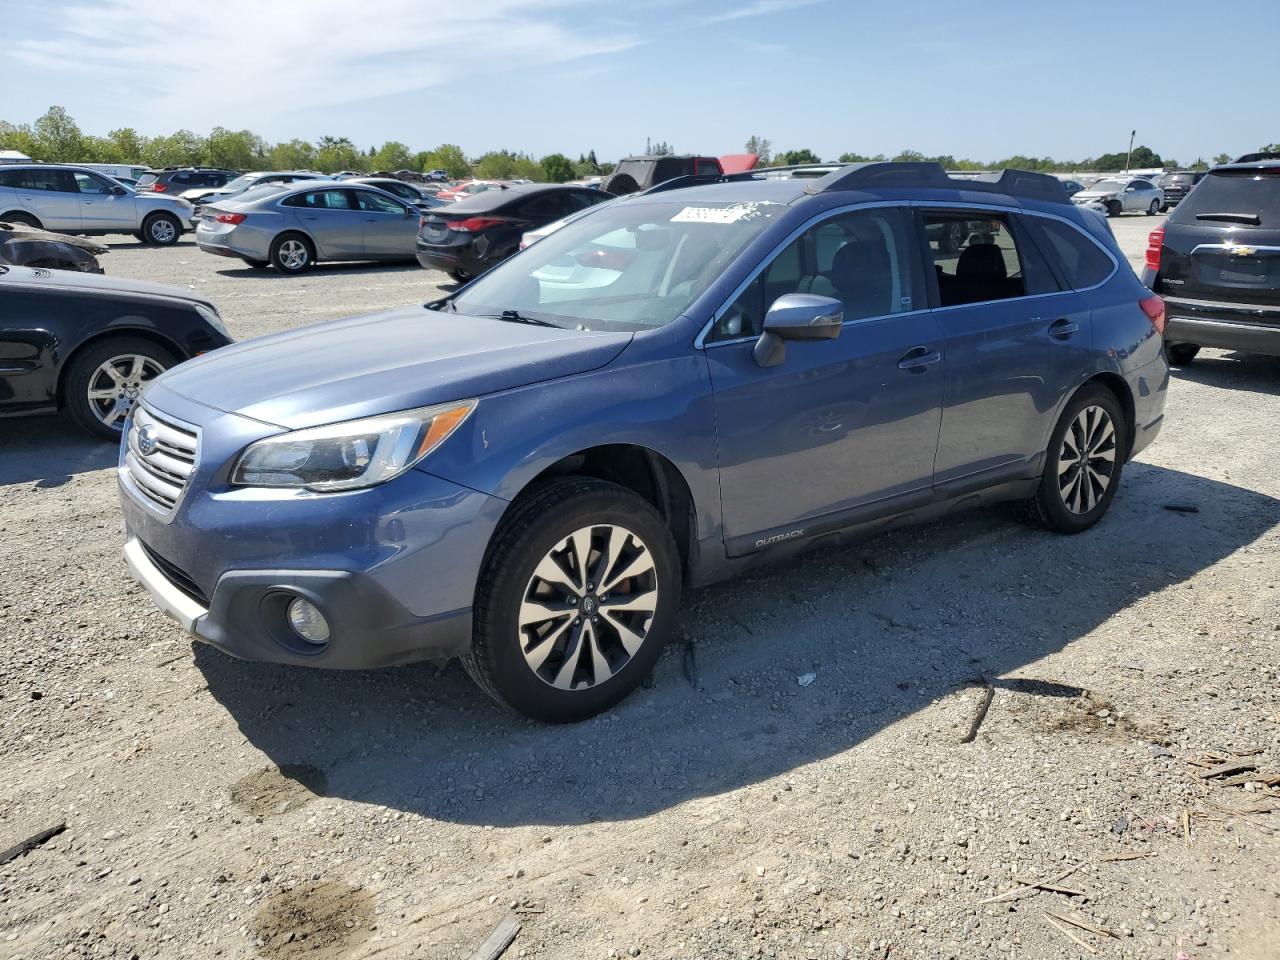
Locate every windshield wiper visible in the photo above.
<box><xmin>489</xmin><ymin>309</ymin><xmax>558</xmax><ymax>328</ymax></box>
<box><xmin>1195</xmin><ymin>212</ymin><xmax>1262</xmax><ymax>225</ymax></box>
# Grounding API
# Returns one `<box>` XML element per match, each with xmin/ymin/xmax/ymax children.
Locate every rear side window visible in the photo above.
<box><xmin>283</xmin><ymin>189</ymin><xmax>353</xmax><ymax>210</ymax></box>
<box><xmin>1170</xmin><ymin>170</ymin><xmax>1280</xmax><ymax>227</ymax></box>
<box><xmin>517</xmin><ymin>193</ymin><xmax>568</xmax><ymax>220</ymax></box>
<box><xmin>694</xmin><ymin>159</ymin><xmax>720</xmax><ymax>176</ymax></box>
<box><xmin>137</xmin><ymin>173</ymin><xmax>158</xmax><ymax>186</ymax></box>
<box><xmin>922</xmin><ymin>212</ymin><xmax>1057</xmax><ymax>307</ymax></box>
<box><xmin>3</xmin><ymin>169</ymin><xmax>77</xmax><ymax>192</ymax></box>
<box><xmin>1026</xmin><ymin>217</ymin><xmax>1114</xmax><ymax>289</ymax></box>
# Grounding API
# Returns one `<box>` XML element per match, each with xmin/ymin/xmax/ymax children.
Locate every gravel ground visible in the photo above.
<box><xmin>2</xmin><ymin>214</ymin><xmax>1278</xmax><ymax>960</ymax></box>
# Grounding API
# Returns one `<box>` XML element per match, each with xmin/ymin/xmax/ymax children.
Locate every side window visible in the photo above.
<box><xmin>710</xmin><ymin>208</ymin><xmax>920</xmax><ymax>342</ymax></box>
<box><xmin>1026</xmin><ymin>218</ymin><xmax>1113</xmax><ymax>290</ymax></box>
<box><xmin>0</xmin><ymin>170</ymin><xmax>19</xmax><ymax>188</ymax></box>
<box><xmin>694</xmin><ymin>159</ymin><xmax>720</xmax><ymax>176</ymax></box>
<box><xmin>16</xmin><ymin>170</ymin><xmax>78</xmax><ymax>192</ymax></box>
<box><xmin>172</xmin><ymin>172</ymin><xmax>194</xmax><ymax>184</ymax></box>
<box><xmin>518</xmin><ymin>193</ymin><xmax>568</xmax><ymax>220</ymax></box>
<box><xmin>564</xmin><ymin>191</ymin><xmax>594</xmax><ymax>213</ymax></box>
<box><xmin>355</xmin><ymin>190</ymin><xmax>406</xmax><ymax>214</ymax></box>
<box><xmin>288</xmin><ymin>189</ymin><xmax>354</xmax><ymax>210</ymax></box>
<box><xmin>72</xmin><ymin>172</ymin><xmax>113</xmax><ymax>195</ymax></box>
<box><xmin>1128</xmin><ymin>180</ymin><xmax>1146</xmax><ymax>191</ymax></box>
<box><xmin>922</xmin><ymin>212</ymin><xmax>1056</xmax><ymax>307</ymax></box>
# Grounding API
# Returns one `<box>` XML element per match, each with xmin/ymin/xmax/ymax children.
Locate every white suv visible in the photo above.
<box><xmin>0</xmin><ymin>164</ymin><xmax>195</xmax><ymax>245</ymax></box>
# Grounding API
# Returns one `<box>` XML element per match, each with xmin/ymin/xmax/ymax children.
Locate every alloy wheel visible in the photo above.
<box><xmin>149</xmin><ymin>217</ymin><xmax>177</xmax><ymax>243</ymax></box>
<box><xmin>86</xmin><ymin>354</ymin><xmax>165</xmax><ymax>430</ymax></box>
<box><xmin>518</xmin><ymin>524</ymin><xmax>659</xmax><ymax>691</ymax></box>
<box><xmin>278</xmin><ymin>239</ymin><xmax>309</xmax><ymax>270</ymax></box>
<box><xmin>1057</xmin><ymin>404</ymin><xmax>1117</xmax><ymax>514</ymax></box>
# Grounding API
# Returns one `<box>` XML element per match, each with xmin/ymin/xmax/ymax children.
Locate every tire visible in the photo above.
<box><xmin>62</xmin><ymin>336</ymin><xmax>178</xmax><ymax>440</ymax></box>
<box><xmin>270</xmin><ymin>233</ymin><xmax>314</xmax><ymax>274</ymax></box>
<box><xmin>1147</xmin><ymin>199</ymin><xmax>1160</xmax><ymax>215</ymax></box>
<box><xmin>601</xmin><ymin>172</ymin><xmax>640</xmax><ymax>196</ymax></box>
<box><xmin>141</xmin><ymin>212</ymin><xmax>181</xmax><ymax>246</ymax></box>
<box><xmin>1020</xmin><ymin>383</ymin><xmax>1127</xmax><ymax>535</ymax></box>
<box><xmin>1165</xmin><ymin>342</ymin><xmax>1200</xmax><ymax>366</ymax></box>
<box><xmin>448</xmin><ymin>269</ymin><xmax>471</xmax><ymax>283</ymax></box>
<box><xmin>1105</xmin><ymin>200</ymin><xmax>1121</xmax><ymax>218</ymax></box>
<box><xmin>463</xmin><ymin>477</ymin><xmax>682</xmax><ymax>723</ymax></box>
<box><xmin>1</xmin><ymin>212</ymin><xmax>41</xmax><ymax>229</ymax></box>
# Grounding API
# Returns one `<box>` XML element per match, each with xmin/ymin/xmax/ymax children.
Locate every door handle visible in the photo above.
<box><xmin>898</xmin><ymin>346</ymin><xmax>941</xmax><ymax>371</ymax></box>
<box><xmin>1048</xmin><ymin>318</ymin><xmax>1079</xmax><ymax>339</ymax></box>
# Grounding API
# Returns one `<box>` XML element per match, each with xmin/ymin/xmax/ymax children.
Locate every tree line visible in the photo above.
<box><xmin>0</xmin><ymin>107</ymin><xmax>610</xmax><ymax>183</ymax></box>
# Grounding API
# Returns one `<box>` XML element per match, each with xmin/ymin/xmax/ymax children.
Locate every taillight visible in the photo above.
<box><xmin>1145</xmin><ymin>225</ymin><xmax>1164</xmax><ymax>272</ymax></box>
<box><xmin>214</xmin><ymin>212</ymin><xmax>246</xmax><ymax>224</ymax></box>
<box><xmin>1139</xmin><ymin>295</ymin><xmax>1166</xmax><ymax>336</ymax></box>
<box><xmin>150</xmin><ymin>183</ymin><xmax>168</xmax><ymax>192</ymax></box>
<box><xmin>446</xmin><ymin>217</ymin><xmax>504</xmax><ymax>232</ymax></box>
<box><xmin>419</xmin><ymin>216</ymin><xmax>427</xmax><ymax>229</ymax></box>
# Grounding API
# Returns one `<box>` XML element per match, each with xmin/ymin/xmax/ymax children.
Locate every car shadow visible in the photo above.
<box><xmin>195</xmin><ymin>462</ymin><xmax>1277</xmax><ymax>827</ymax></box>
<box><xmin>1171</xmin><ymin>351</ymin><xmax>1280</xmax><ymax>396</ymax></box>
<box><xmin>101</xmin><ymin>237</ymin><xmax>200</xmax><ymax>250</ymax></box>
<box><xmin>212</xmin><ymin>260</ymin><xmax>428</xmax><ymax>280</ymax></box>
<box><xmin>0</xmin><ymin>415</ymin><xmax>117</xmax><ymax>487</ymax></box>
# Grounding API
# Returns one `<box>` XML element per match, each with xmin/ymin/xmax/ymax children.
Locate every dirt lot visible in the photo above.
<box><xmin>2</xmin><ymin>214</ymin><xmax>1278</xmax><ymax>960</ymax></box>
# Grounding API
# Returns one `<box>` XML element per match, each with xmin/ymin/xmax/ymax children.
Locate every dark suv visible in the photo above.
<box><xmin>1157</xmin><ymin>171</ymin><xmax>1206</xmax><ymax>210</ymax></box>
<box><xmin>603</xmin><ymin>155</ymin><xmax>725</xmax><ymax>195</ymax></box>
<box><xmin>1142</xmin><ymin>160</ymin><xmax>1280</xmax><ymax>363</ymax></box>
<box><xmin>137</xmin><ymin>167</ymin><xmax>237</xmax><ymax>195</ymax></box>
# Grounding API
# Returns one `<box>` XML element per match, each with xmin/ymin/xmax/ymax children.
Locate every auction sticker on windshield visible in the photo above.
<box><xmin>670</xmin><ymin>203</ymin><xmax>771</xmax><ymax>224</ymax></box>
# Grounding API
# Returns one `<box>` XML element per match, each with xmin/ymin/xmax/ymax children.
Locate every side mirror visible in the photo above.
<box><xmin>111</xmin><ymin>186</ymin><xmax>127</xmax><ymax>196</ymax></box>
<box><xmin>752</xmin><ymin>293</ymin><xmax>843</xmax><ymax>368</ymax></box>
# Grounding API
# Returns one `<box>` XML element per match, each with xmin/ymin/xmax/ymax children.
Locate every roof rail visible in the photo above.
<box><xmin>804</xmin><ymin>162</ymin><xmax>1069</xmax><ymax>203</ymax></box>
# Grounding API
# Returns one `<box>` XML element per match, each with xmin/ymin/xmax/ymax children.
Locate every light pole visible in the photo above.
<box><xmin>1124</xmin><ymin>130</ymin><xmax>1136</xmax><ymax>173</ymax></box>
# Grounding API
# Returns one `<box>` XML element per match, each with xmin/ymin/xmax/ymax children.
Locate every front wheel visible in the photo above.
<box><xmin>142</xmin><ymin>212</ymin><xmax>181</xmax><ymax>246</ymax></box>
<box><xmin>1106</xmin><ymin>200</ymin><xmax>1121</xmax><ymax>218</ymax></box>
<box><xmin>463</xmin><ymin>478</ymin><xmax>681</xmax><ymax>722</ymax></box>
<box><xmin>1147</xmin><ymin>199</ymin><xmax>1161</xmax><ymax>215</ymax></box>
<box><xmin>62</xmin><ymin>337</ymin><xmax>177</xmax><ymax>439</ymax></box>
<box><xmin>1020</xmin><ymin>384</ymin><xmax>1126</xmax><ymax>534</ymax></box>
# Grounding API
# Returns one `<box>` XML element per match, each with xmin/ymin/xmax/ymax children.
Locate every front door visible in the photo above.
<box><xmin>354</xmin><ymin>189</ymin><xmax>418</xmax><ymax>257</ymax></box>
<box><xmin>73</xmin><ymin>171</ymin><xmax>136</xmax><ymax>231</ymax></box>
<box><xmin>705</xmin><ymin>206</ymin><xmax>945</xmax><ymax>554</ymax></box>
<box><xmin>919</xmin><ymin>209</ymin><xmax>1092</xmax><ymax>488</ymax></box>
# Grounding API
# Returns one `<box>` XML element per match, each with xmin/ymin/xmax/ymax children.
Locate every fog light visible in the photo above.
<box><xmin>287</xmin><ymin>597</ymin><xmax>330</xmax><ymax>645</ymax></box>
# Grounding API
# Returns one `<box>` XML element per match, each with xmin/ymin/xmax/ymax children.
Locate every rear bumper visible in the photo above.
<box><xmin>1162</xmin><ymin>296</ymin><xmax>1280</xmax><ymax>356</ymax></box>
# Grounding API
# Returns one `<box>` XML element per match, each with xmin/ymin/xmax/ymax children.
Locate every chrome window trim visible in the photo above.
<box><xmin>693</xmin><ymin>199</ymin><xmax>1120</xmax><ymax>349</ymax></box>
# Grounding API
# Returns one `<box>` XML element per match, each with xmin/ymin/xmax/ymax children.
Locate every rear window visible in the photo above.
<box><xmin>1170</xmin><ymin>170</ymin><xmax>1280</xmax><ymax>227</ymax></box>
<box><xmin>137</xmin><ymin>173</ymin><xmax>158</xmax><ymax>185</ymax></box>
<box><xmin>1027</xmin><ymin>217</ymin><xmax>1114</xmax><ymax>289</ymax></box>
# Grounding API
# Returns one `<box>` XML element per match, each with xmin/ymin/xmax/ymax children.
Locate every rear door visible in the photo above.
<box><xmin>3</xmin><ymin>169</ymin><xmax>81</xmax><ymax>230</ymax></box>
<box><xmin>73</xmin><ymin>170</ymin><xmax>135</xmax><ymax>231</ymax></box>
<box><xmin>920</xmin><ymin>208</ymin><xmax>1091</xmax><ymax>489</ymax></box>
<box><xmin>1155</xmin><ymin>168</ymin><xmax>1280</xmax><ymax>309</ymax></box>
<box><xmin>353</xmin><ymin>189</ymin><xmax>417</xmax><ymax>257</ymax></box>
<box><xmin>285</xmin><ymin>188</ymin><xmax>364</xmax><ymax>257</ymax></box>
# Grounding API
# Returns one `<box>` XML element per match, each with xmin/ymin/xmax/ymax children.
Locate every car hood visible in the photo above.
<box><xmin>135</xmin><ymin>191</ymin><xmax>192</xmax><ymax>210</ymax></box>
<box><xmin>152</xmin><ymin>305</ymin><xmax>634</xmax><ymax>429</ymax></box>
<box><xmin>0</xmin><ymin>263</ymin><xmax>212</xmax><ymax>306</ymax></box>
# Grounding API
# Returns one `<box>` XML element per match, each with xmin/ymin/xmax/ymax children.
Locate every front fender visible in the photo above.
<box><xmin>419</xmin><ymin>337</ymin><xmax>723</xmax><ymax>543</ymax></box>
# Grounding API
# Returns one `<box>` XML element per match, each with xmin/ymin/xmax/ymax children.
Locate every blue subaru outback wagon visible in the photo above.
<box><xmin>120</xmin><ymin>163</ymin><xmax>1169</xmax><ymax>722</ymax></box>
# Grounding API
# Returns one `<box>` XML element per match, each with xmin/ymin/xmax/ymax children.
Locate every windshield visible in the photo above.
<box><xmin>448</xmin><ymin>198</ymin><xmax>784</xmax><ymax>332</ymax></box>
<box><xmin>1171</xmin><ymin>170</ymin><xmax>1280</xmax><ymax>226</ymax></box>
<box><xmin>1090</xmin><ymin>179</ymin><xmax>1126</xmax><ymax>192</ymax></box>
<box><xmin>222</xmin><ymin>174</ymin><xmax>260</xmax><ymax>192</ymax></box>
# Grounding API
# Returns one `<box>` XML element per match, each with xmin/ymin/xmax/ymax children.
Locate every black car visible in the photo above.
<box><xmin>1156</xmin><ymin>171</ymin><xmax>1206</xmax><ymax>210</ymax></box>
<box><xmin>0</xmin><ymin>265</ymin><xmax>232</xmax><ymax>438</ymax></box>
<box><xmin>416</xmin><ymin>184</ymin><xmax>612</xmax><ymax>281</ymax></box>
<box><xmin>137</xmin><ymin>167</ymin><xmax>237</xmax><ymax>195</ymax></box>
<box><xmin>1142</xmin><ymin>160</ymin><xmax>1280</xmax><ymax>363</ymax></box>
<box><xmin>602</xmin><ymin>155</ymin><xmax>724</xmax><ymax>196</ymax></box>
<box><xmin>348</xmin><ymin>177</ymin><xmax>444</xmax><ymax>210</ymax></box>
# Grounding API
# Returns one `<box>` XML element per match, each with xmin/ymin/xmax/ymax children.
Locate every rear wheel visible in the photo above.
<box><xmin>271</xmin><ymin>233</ymin><xmax>314</xmax><ymax>274</ymax></box>
<box><xmin>463</xmin><ymin>478</ymin><xmax>681</xmax><ymax>722</ymax></box>
<box><xmin>141</xmin><ymin>212</ymin><xmax>181</xmax><ymax>245</ymax></box>
<box><xmin>62</xmin><ymin>336</ymin><xmax>177</xmax><ymax>439</ymax></box>
<box><xmin>1020</xmin><ymin>384</ymin><xmax>1126</xmax><ymax>535</ymax></box>
<box><xmin>1165</xmin><ymin>342</ymin><xmax>1200</xmax><ymax>366</ymax></box>
<box><xmin>1</xmin><ymin>212</ymin><xmax>40</xmax><ymax>229</ymax></box>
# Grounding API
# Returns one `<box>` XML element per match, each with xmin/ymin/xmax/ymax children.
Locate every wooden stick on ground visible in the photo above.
<box><xmin>959</xmin><ymin>680</ymin><xmax>995</xmax><ymax>744</ymax></box>
<box><xmin>979</xmin><ymin>862</ymin><xmax>1085</xmax><ymax>904</ymax></box>
<box><xmin>1099</xmin><ymin>851</ymin><xmax>1156</xmax><ymax>862</ymax></box>
<box><xmin>466</xmin><ymin>913</ymin><xmax>521</xmax><ymax>960</ymax></box>
<box><xmin>1043</xmin><ymin>914</ymin><xmax>1097</xmax><ymax>955</ymax></box>
<box><xmin>1045</xmin><ymin>909</ymin><xmax>1121</xmax><ymax>939</ymax></box>
<box><xmin>0</xmin><ymin>822</ymin><xmax>67</xmax><ymax>866</ymax></box>
<box><xmin>1183</xmin><ymin>808</ymin><xmax>1192</xmax><ymax>847</ymax></box>
<box><xmin>1013</xmin><ymin>877</ymin><xmax>1088</xmax><ymax>898</ymax></box>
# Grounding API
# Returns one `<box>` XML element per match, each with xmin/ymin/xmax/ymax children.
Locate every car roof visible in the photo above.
<box><xmin>443</xmin><ymin>183</ymin><xmax>590</xmax><ymax>212</ymax></box>
<box><xmin>1212</xmin><ymin>160</ymin><xmax>1280</xmax><ymax>173</ymax></box>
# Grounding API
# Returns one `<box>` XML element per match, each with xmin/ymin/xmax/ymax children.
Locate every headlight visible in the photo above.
<box><xmin>231</xmin><ymin>400</ymin><xmax>475</xmax><ymax>491</ymax></box>
<box><xmin>194</xmin><ymin>303</ymin><xmax>230</xmax><ymax>339</ymax></box>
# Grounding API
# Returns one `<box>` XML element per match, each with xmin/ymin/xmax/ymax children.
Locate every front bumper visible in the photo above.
<box><xmin>1162</xmin><ymin>295</ymin><xmax>1280</xmax><ymax>356</ymax></box>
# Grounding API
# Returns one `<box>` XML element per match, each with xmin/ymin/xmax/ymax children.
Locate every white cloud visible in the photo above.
<box><xmin>12</xmin><ymin>0</ymin><xmax>641</xmax><ymax>131</ymax></box>
<box><xmin>701</xmin><ymin>0</ymin><xmax>825</xmax><ymax>25</ymax></box>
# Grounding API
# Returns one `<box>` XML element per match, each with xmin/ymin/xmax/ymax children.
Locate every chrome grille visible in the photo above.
<box><xmin>122</xmin><ymin>405</ymin><xmax>198</xmax><ymax>517</ymax></box>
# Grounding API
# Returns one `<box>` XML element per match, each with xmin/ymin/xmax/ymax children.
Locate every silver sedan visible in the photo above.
<box><xmin>194</xmin><ymin>181</ymin><xmax>421</xmax><ymax>273</ymax></box>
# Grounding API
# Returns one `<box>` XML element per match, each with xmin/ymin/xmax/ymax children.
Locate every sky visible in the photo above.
<box><xmin>6</xmin><ymin>0</ymin><xmax>1278</xmax><ymax>165</ymax></box>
